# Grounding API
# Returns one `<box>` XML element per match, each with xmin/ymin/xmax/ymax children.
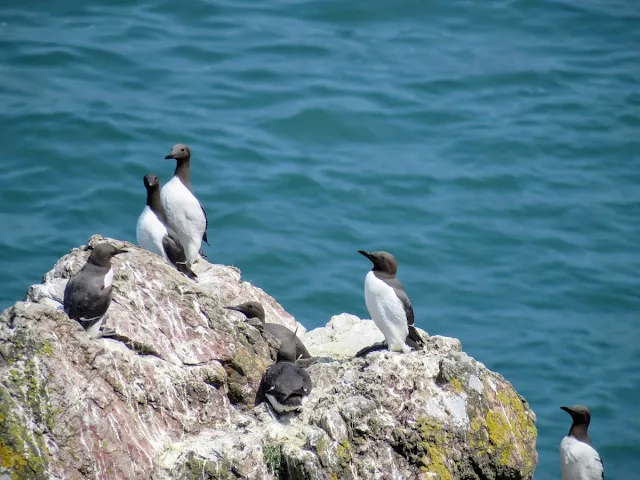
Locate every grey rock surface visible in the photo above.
<box><xmin>0</xmin><ymin>235</ymin><xmax>537</xmax><ymax>480</ymax></box>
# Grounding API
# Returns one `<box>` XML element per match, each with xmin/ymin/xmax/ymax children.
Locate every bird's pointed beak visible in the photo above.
<box><xmin>560</xmin><ymin>406</ymin><xmax>572</xmax><ymax>414</ymax></box>
<box><xmin>165</xmin><ymin>153</ymin><xmax>174</xmax><ymax>159</ymax></box>
<box><xmin>224</xmin><ymin>306</ymin><xmax>242</xmax><ymax>313</ymax></box>
<box><xmin>358</xmin><ymin>250</ymin><xmax>373</xmax><ymax>261</ymax></box>
<box><xmin>115</xmin><ymin>249</ymin><xmax>129</xmax><ymax>255</ymax></box>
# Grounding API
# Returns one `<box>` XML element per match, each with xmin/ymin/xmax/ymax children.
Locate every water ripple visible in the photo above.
<box><xmin>1</xmin><ymin>0</ymin><xmax>639</xmax><ymax>477</ymax></box>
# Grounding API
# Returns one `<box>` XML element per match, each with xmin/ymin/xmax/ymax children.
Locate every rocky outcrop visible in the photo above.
<box><xmin>0</xmin><ymin>235</ymin><xmax>538</xmax><ymax>479</ymax></box>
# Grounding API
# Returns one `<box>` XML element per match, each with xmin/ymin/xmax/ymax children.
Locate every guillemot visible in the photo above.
<box><xmin>560</xmin><ymin>405</ymin><xmax>604</xmax><ymax>480</ymax></box>
<box><xmin>356</xmin><ymin>250</ymin><xmax>424</xmax><ymax>357</ymax></box>
<box><xmin>136</xmin><ymin>173</ymin><xmax>197</xmax><ymax>280</ymax></box>
<box><xmin>225</xmin><ymin>301</ymin><xmax>313</xmax><ymax>364</ymax></box>
<box><xmin>161</xmin><ymin>143</ymin><xmax>208</xmax><ymax>266</ymax></box>
<box><xmin>261</xmin><ymin>361</ymin><xmax>312</xmax><ymax>414</ymax></box>
<box><xmin>63</xmin><ymin>242</ymin><xmax>127</xmax><ymax>338</ymax></box>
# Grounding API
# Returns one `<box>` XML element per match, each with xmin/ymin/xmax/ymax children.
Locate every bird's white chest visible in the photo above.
<box><xmin>160</xmin><ymin>177</ymin><xmax>205</xmax><ymax>246</ymax></box>
<box><xmin>161</xmin><ymin>177</ymin><xmax>203</xmax><ymax>223</ymax></box>
<box><xmin>265</xmin><ymin>393</ymin><xmax>306</xmax><ymax>413</ymax></box>
<box><xmin>363</xmin><ymin>271</ymin><xmax>408</xmax><ymax>349</ymax></box>
<box><xmin>136</xmin><ymin>206</ymin><xmax>168</xmax><ymax>259</ymax></box>
<box><xmin>560</xmin><ymin>436</ymin><xmax>603</xmax><ymax>480</ymax></box>
<box><xmin>103</xmin><ymin>268</ymin><xmax>114</xmax><ymax>289</ymax></box>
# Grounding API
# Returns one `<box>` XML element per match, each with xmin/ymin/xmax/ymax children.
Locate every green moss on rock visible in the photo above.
<box><xmin>315</xmin><ymin>436</ymin><xmax>327</xmax><ymax>455</ymax></box>
<box><xmin>0</xmin><ymin>388</ymin><xmax>48</xmax><ymax>479</ymax></box>
<box><xmin>0</xmin><ymin>317</ymin><xmax>55</xmax><ymax>479</ymax></box>
<box><xmin>224</xmin><ymin>345</ymin><xmax>271</xmax><ymax>406</ymax></box>
<box><xmin>336</xmin><ymin>439</ymin><xmax>351</xmax><ymax>466</ymax></box>
<box><xmin>39</xmin><ymin>341</ymin><xmax>54</xmax><ymax>358</ymax></box>
<box><xmin>263</xmin><ymin>443</ymin><xmax>283</xmax><ymax>476</ymax></box>
<box><xmin>186</xmin><ymin>454</ymin><xmax>235</xmax><ymax>480</ymax></box>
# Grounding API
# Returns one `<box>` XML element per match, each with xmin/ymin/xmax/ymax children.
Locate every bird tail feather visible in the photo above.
<box><xmin>406</xmin><ymin>326</ymin><xmax>425</xmax><ymax>350</ymax></box>
<box><xmin>176</xmin><ymin>263</ymin><xmax>198</xmax><ymax>280</ymax></box>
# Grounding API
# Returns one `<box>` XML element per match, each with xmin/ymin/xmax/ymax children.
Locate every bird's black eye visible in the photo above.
<box><xmin>181</xmin><ymin>148</ymin><xmax>185</xmax><ymax>152</ymax></box>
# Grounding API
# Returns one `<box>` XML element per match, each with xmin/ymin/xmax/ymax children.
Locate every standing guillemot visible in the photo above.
<box><xmin>260</xmin><ymin>361</ymin><xmax>312</xmax><ymax>414</ymax></box>
<box><xmin>355</xmin><ymin>250</ymin><xmax>424</xmax><ymax>357</ymax></box>
<box><xmin>560</xmin><ymin>405</ymin><xmax>604</xmax><ymax>480</ymax></box>
<box><xmin>63</xmin><ymin>243</ymin><xmax>127</xmax><ymax>339</ymax></box>
<box><xmin>136</xmin><ymin>174</ymin><xmax>197</xmax><ymax>280</ymax></box>
<box><xmin>161</xmin><ymin>144</ymin><xmax>208</xmax><ymax>266</ymax></box>
<box><xmin>225</xmin><ymin>301</ymin><xmax>314</xmax><ymax>365</ymax></box>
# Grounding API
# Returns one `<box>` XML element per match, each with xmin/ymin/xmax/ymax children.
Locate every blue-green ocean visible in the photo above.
<box><xmin>1</xmin><ymin>0</ymin><xmax>638</xmax><ymax>477</ymax></box>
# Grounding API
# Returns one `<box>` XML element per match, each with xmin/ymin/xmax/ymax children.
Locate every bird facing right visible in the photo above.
<box><xmin>63</xmin><ymin>242</ymin><xmax>128</xmax><ymax>339</ymax></box>
<box><xmin>560</xmin><ymin>405</ymin><xmax>604</xmax><ymax>480</ymax></box>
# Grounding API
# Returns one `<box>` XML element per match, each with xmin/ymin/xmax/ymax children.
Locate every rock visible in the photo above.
<box><xmin>301</xmin><ymin>313</ymin><xmax>386</xmax><ymax>359</ymax></box>
<box><xmin>0</xmin><ymin>235</ymin><xmax>538</xmax><ymax>479</ymax></box>
<box><xmin>259</xmin><ymin>333</ymin><xmax>538</xmax><ymax>480</ymax></box>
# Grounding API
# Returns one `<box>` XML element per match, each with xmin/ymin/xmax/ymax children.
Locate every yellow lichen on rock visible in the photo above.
<box><xmin>415</xmin><ymin>417</ymin><xmax>453</xmax><ymax>480</ymax></box>
<box><xmin>422</xmin><ymin>444</ymin><xmax>452</xmax><ymax>480</ymax></box>
<box><xmin>495</xmin><ymin>387</ymin><xmax>537</xmax><ymax>473</ymax></box>
<box><xmin>0</xmin><ymin>443</ymin><xmax>28</xmax><ymax>469</ymax></box>
<box><xmin>449</xmin><ymin>377</ymin><xmax>463</xmax><ymax>393</ymax></box>
<box><xmin>2</xmin><ymin>237</ymin><xmax>540</xmax><ymax>479</ymax></box>
<box><xmin>497</xmin><ymin>388</ymin><xmax>537</xmax><ymax>440</ymax></box>
<box><xmin>486</xmin><ymin>410</ymin><xmax>514</xmax><ymax>464</ymax></box>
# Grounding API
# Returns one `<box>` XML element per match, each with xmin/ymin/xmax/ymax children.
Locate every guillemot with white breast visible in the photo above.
<box><xmin>63</xmin><ymin>242</ymin><xmax>127</xmax><ymax>339</ymax></box>
<box><xmin>136</xmin><ymin>173</ymin><xmax>197</xmax><ymax>280</ymax></box>
<box><xmin>161</xmin><ymin>144</ymin><xmax>208</xmax><ymax>266</ymax></box>
<box><xmin>260</xmin><ymin>361</ymin><xmax>312</xmax><ymax>414</ymax></box>
<box><xmin>356</xmin><ymin>250</ymin><xmax>424</xmax><ymax>357</ymax></box>
<box><xmin>560</xmin><ymin>405</ymin><xmax>604</xmax><ymax>480</ymax></box>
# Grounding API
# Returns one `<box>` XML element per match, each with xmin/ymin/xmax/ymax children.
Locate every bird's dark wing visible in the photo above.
<box><xmin>63</xmin><ymin>275</ymin><xmax>74</xmax><ymax>314</ymax></box>
<box><xmin>63</xmin><ymin>269</ymin><xmax>112</xmax><ymax>324</ymax></box>
<box><xmin>264</xmin><ymin>323</ymin><xmax>311</xmax><ymax>359</ymax></box>
<box><xmin>162</xmin><ymin>232</ymin><xmax>197</xmax><ymax>279</ymax></box>
<box><xmin>294</xmin><ymin>336</ymin><xmax>311</xmax><ymax>360</ymax></box>
<box><xmin>282</xmin><ymin>364</ymin><xmax>312</xmax><ymax>397</ymax></box>
<box><xmin>263</xmin><ymin>363</ymin><xmax>286</xmax><ymax>399</ymax></box>
<box><xmin>264</xmin><ymin>324</ymin><xmax>299</xmax><ymax>363</ymax></box>
<box><xmin>162</xmin><ymin>231</ymin><xmax>187</xmax><ymax>266</ymax></box>
<box><xmin>300</xmin><ymin>369</ymin><xmax>312</xmax><ymax>395</ymax></box>
<box><xmin>200</xmin><ymin>203</ymin><xmax>209</xmax><ymax>245</ymax></box>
